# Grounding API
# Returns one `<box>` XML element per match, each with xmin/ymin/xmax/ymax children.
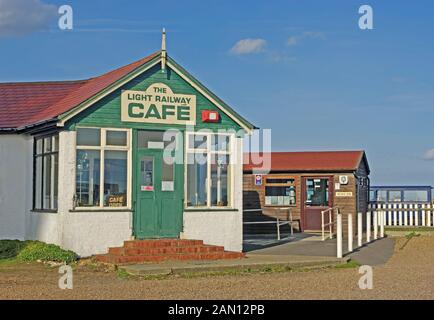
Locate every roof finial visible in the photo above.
<box><xmin>161</xmin><ymin>28</ymin><xmax>167</xmax><ymax>72</ymax></box>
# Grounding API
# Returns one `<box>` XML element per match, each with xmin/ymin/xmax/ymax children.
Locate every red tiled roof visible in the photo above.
<box><xmin>243</xmin><ymin>151</ymin><xmax>367</xmax><ymax>173</ymax></box>
<box><xmin>0</xmin><ymin>51</ymin><xmax>160</xmax><ymax>130</ymax></box>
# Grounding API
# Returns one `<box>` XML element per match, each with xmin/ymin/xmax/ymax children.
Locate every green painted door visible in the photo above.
<box><xmin>134</xmin><ymin>146</ymin><xmax>183</xmax><ymax>238</ymax></box>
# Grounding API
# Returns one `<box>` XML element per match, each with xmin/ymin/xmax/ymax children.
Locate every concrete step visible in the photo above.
<box><xmin>123</xmin><ymin>239</ymin><xmax>204</xmax><ymax>248</ymax></box>
<box><xmin>96</xmin><ymin>251</ymin><xmax>245</xmax><ymax>264</ymax></box>
<box><xmin>94</xmin><ymin>239</ymin><xmax>245</xmax><ymax>265</ymax></box>
<box><xmin>108</xmin><ymin>245</ymin><xmax>225</xmax><ymax>256</ymax></box>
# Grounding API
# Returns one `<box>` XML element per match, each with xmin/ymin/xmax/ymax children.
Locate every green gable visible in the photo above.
<box><xmin>65</xmin><ymin>63</ymin><xmax>244</xmax><ymax>132</ymax></box>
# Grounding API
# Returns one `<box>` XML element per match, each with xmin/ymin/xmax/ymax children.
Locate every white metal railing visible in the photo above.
<box><xmin>321</xmin><ymin>207</ymin><xmax>340</xmax><ymax>241</ymax></box>
<box><xmin>369</xmin><ymin>202</ymin><xmax>434</xmax><ymax>227</ymax></box>
<box><xmin>243</xmin><ymin>208</ymin><xmax>294</xmax><ymax>240</ymax></box>
<box><xmin>335</xmin><ymin>209</ymin><xmax>387</xmax><ymax>258</ymax></box>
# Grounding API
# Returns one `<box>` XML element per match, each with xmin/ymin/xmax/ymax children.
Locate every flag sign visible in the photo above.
<box><xmin>254</xmin><ymin>174</ymin><xmax>263</xmax><ymax>186</ymax></box>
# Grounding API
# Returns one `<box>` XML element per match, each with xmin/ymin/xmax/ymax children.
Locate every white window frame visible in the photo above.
<box><xmin>33</xmin><ymin>134</ymin><xmax>59</xmax><ymax>211</ymax></box>
<box><xmin>185</xmin><ymin>131</ymin><xmax>235</xmax><ymax>209</ymax></box>
<box><xmin>75</xmin><ymin>127</ymin><xmax>132</xmax><ymax>210</ymax></box>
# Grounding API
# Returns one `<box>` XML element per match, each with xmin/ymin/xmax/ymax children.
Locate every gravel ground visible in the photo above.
<box><xmin>0</xmin><ymin>236</ymin><xmax>433</xmax><ymax>300</ymax></box>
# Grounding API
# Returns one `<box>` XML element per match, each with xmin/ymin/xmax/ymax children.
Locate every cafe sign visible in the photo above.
<box><xmin>121</xmin><ymin>83</ymin><xmax>196</xmax><ymax>125</ymax></box>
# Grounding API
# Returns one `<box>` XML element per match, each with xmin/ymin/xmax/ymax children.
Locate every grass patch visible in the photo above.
<box><xmin>334</xmin><ymin>259</ymin><xmax>361</xmax><ymax>269</ymax></box>
<box><xmin>0</xmin><ymin>240</ymin><xmax>78</xmax><ymax>264</ymax></box>
<box><xmin>115</xmin><ymin>268</ymin><xmax>132</xmax><ymax>280</ymax></box>
<box><xmin>405</xmin><ymin>231</ymin><xmax>421</xmax><ymax>240</ymax></box>
<box><xmin>386</xmin><ymin>226</ymin><xmax>433</xmax><ymax>232</ymax></box>
<box><xmin>399</xmin><ymin>232</ymin><xmax>421</xmax><ymax>250</ymax></box>
<box><xmin>119</xmin><ymin>264</ymin><xmax>342</xmax><ymax>281</ymax></box>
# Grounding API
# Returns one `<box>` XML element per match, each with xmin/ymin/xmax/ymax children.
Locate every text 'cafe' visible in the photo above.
<box><xmin>0</xmin><ymin>34</ymin><xmax>255</xmax><ymax>257</ymax></box>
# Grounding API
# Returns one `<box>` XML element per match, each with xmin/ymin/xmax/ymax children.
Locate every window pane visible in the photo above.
<box><xmin>140</xmin><ymin>156</ymin><xmax>154</xmax><ymax>190</ymax></box>
<box><xmin>76</xmin><ymin>128</ymin><xmax>101</xmax><ymax>146</ymax></box>
<box><xmin>265</xmin><ymin>186</ymin><xmax>296</xmax><ymax>206</ymax></box>
<box><xmin>211</xmin><ymin>154</ymin><xmax>230</xmax><ymax>206</ymax></box>
<box><xmin>266</xmin><ymin>178</ymin><xmax>295</xmax><ymax>184</ymax></box>
<box><xmin>403</xmin><ymin>190</ymin><xmax>428</xmax><ymax>202</ymax></box>
<box><xmin>188</xmin><ymin>134</ymin><xmax>207</xmax><ymax>149</ymax></box>
<box><xmin>106</xmin><ymin>130</ymin><xmax>127</xmax><ymax>146</ymax></box>
<box><xmin>44</xmin><ymin>137</ymin><xmax>52</xmax><ymax>153</ymax></box>
<box><xmin>388</xmin><ymin>191</ymin><xmax>401</xmax><ymax>202</ymax></box>
<box><xmin>162</xmin><ymin>155</ymin><xmax>174</xmax><ymax>192</ymax></box>
<box><xmin>104</xmin><ymin>151</ymin><xmax>127</xmax><ymax>207</ymax></box>
<box><xmin>36</xmin><ymin>138</ymin><xmax>43</xmax><ymax>155</ymax></box>
<box><xmin>52</xmin><ymin>135</ymin><xmax>59</xmax><ymax>152</ymax></box>
<box><xmin>76</xmin><ymin>150</ymin><xmax>100</xmax><ymax>206</ymax></box>
<box><xmin>43</xmin><ymin>155</ymin><xmax>52</xmax><ymax>209</ymax></box>
<box><xmin>306</xmin><ymin>179</ymin><xmax>329</xmax><ymax>206</ymax></box>
<box><xmin>34</xmin><ymin>156</ymin><xmax>42</xmax><ymax>209</ymax></box>
<box><xmin>377</xmin><ymin>190</ymin><xmax>387</xmax><ymax>202</ymax></box>
<box><xmin>187</xmin><ymin>153</ymin><xmax>208</xmax><ymax>206</ymax></box>
<box><xmin>53</xmin><ymin>154</ymin><xmax>58</xmax><ymax>209</ymax></box>
<box><xmin>211</xmin><ymin>135</ymin><xmax>230</xmax><ymax>152</ymax></box>
<box><xmin>137</xmin><ymin>130</ymin><xmax>174</xmax><ymax>149</ymax></box>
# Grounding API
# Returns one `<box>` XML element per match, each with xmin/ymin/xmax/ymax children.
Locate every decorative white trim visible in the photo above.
<box><xmin>184</xmin><ymin>131</ymin><xmax>235</xmax><ymax>209</ymax></box>
<box><xmin>57</xmin><ymin>57</ymin><xmax>252</xmax><ymax>133</ymax></box>
<box><xmin>57</xmin><ymin>59</ymin><xmax>161</xmax><ymax>127</ymax></box>
<box><xmin>75</xmin><ymin>127</ymin><xmax>132</xmax><ymax>210</ymax></box>
<box><xmin>167</xmin><ymin>61</ymin><xmax>253</xmax><ymax>134</ymax></box>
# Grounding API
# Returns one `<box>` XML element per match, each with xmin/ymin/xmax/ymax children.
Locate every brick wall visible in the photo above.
<box><xmin>243</xmin><ymin>170</ymin><xmax>369</xmax><ymax>236</ymax></box>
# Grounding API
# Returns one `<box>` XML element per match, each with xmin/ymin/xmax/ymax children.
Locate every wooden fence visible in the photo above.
<box><xmin>369</xmin><ymin>202</ymin><xmax>434</xmax><ymax>227</ymax></box>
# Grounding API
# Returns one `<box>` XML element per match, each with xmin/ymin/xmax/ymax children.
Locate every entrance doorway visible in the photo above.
<box><xmin>301</xmin><ymin>177</ymin><xmax>333</xmax><ymax>231</ymax></box>
<box><xmin>133</xmin><ymin>130</ymin><xmax>183</xmax><ymax>238</ymax></box>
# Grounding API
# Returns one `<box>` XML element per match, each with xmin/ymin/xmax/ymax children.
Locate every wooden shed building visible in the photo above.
<box><xmin>243</xmin><ymin>151</ymin><xmax>370</xmax><ymax>234</ymax></box>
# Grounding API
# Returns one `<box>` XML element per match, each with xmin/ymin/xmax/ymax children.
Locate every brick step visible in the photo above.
<box><xmin>96</xmin><ymin>251</ymin><xmax>245</xmax><ymax>265</ymax></box>
<box><xmin>123</xmin><ymin>239</ymin><xmax>204</xmax><ymax>249</ymax></box>
<box><xmin>109</xmin><ymin>245</ymin><xmax>225</xmax><ymax>256</ymax></box>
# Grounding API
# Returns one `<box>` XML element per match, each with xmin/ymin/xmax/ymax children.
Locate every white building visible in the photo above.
<box><xmin>0</xmin><ymin>40</ymin><xmax>254</xmax><ymax>257</ymax></box>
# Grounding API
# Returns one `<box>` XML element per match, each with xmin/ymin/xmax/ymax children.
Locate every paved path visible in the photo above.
<box><xmin>349</xmin><ymin>237</ymin><xmax>395</xmax><ymax>265</ymax></box>
<box><xmin>245</xmin><ymin>233</ymin><xmax>396</xmax><ymax>266</ymax></box>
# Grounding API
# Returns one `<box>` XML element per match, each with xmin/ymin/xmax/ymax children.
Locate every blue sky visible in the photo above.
<box><xmin>1</xmin><ymin>0</ymin><xmax>434</xmax><ymax>186</ymax></box>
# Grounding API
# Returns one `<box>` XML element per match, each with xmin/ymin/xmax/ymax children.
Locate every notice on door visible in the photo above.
<box><xmin>162</xmin><ymin>181</ymin><xmax>174</xmax><ymax>191</ymax></box>
<box><xmin>121</xmin><ymin>83</ymin><xmax>196</xmax><ymax>125</ymax></box>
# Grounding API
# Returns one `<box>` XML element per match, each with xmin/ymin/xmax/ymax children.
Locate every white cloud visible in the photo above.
<box><xmin>230</xmin><ymin>38</ymin><xmax>267</xmax><ymax>55</ymax></box>
<box><xmin>0</xmin><ymin>0</ymin><xmax>57</xmax><ymax>37</ymax></box>
<box><xmin>286</xmin><ymin>36</ymin><xmax>298</xmax><ymax>46</ymax></box>
<box><xmin>302</xmin><ymin>31</ymin><xmax>325</xmax><ymax>39</ymax></box>
<box><xmin>267</xmin><ymin>51</ymin><xmax>296</xmax><ymax>64</ymax></box>
<box><xmin>286</xmin><ymin>31</ymin><xmax>325</xmax><ymax>46</ymax></box>
<box><xmin>423</xmin><ymin>149</ymin><xmax>434</xmax><ymax>160</ymax></box>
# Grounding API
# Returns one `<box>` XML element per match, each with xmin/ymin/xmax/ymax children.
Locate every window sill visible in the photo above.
<box><xmin>264</xmin><ymin>205</ymin><xmax>297</xmax><ymax>208</ymax></box>
<box><xmin>184</xmin><ymin>208</ymin><xmax>239</xmax><ymax>212</ymax></box>
<box><xmin>31</xmin><ymin>209</ymin><xmax>58</xmax><ymax>214</ymax></box>
<box><xmin>69</xmin><ymin>208</ymin><xmax>133</xmax><ymax>213</ymax></box>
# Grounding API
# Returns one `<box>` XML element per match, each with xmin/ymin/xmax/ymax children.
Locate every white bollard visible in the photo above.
<box><xmin>428</xmin><ymin>204</ymin><xmax>432</xmax><ymax>227</ymax></box>
<box><xmin>337</xmin><ymin>213</ymin><xmax>343</xmax><ymax>258</ymax></box>
<box><xmin>398</xmin><ymin>203</ymin><xmax>403</xmax><ymax>226</ymax></box>
<box><xmin>373</xmin><ymin>211</ymin><xmax>378</xmax><ymax>240</ymax></box>
<box><xmin>358</xmin><ymin>212</ymin><xmax>362</xmax><ymax>247</ymax></box>
<box><xmin>380</xmin><ymin>211</ymin><xmax>385</xmax><ymax>238</ymax></box>
<box><xmin>422</xmin><ymin>203</ymin><xmax>426</xmax><ymax>227</ymax></box>
<box><xmin>366</xmin><ymin>211</ymin><xmax>371</xmax><ymax>242</ymax></box>
<box><xmin>348</xmin><ymin>213</ymin><xmax>353</xmax><ymax>253</ymax></box>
